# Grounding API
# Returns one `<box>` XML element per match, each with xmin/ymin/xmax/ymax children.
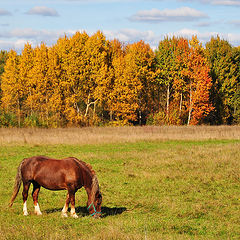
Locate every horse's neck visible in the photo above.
<box><xmin>84</xmin><ymin>178</ymin><xmax>93</xmax><ymax>194</ymax></box>
<box><xmin>77</xmin><ymin>161</ymin><xmax>98</xmax><ymax>202</ymax></box>
<box><xmin>82</xmin><ymin>171</ymin><xmax>94</xmax><ymax>200</ymax></box>
<box><xmin>84</xmin><ymin>183</ymin><xmax>95</xmax><ymax>204</ymax></box>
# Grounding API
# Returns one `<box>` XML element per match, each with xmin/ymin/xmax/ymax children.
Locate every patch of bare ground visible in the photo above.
<box><xmin>0</xmin><ymin>125</ymin><xmax>239</xmax><ymax>145</ymax></box>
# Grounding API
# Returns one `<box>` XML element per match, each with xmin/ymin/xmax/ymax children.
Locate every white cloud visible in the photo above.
<box><xmin>0</xmin><ymin>40</ymin><xmax>14</xmax><ymax>50</ymax></box>
<box><xmin>229</xmin><ymin>20</ymin><xmax>240</xmax><ymax>26</ymax></box>
<box><xmin>62</xmin><ymin>0</ymin><xmax>138</xmax><ymax>2</ymax></box>
<box><xmin>0</xmin><ymin>8</ymin><xmax>11</xmax><ymax>16</ymax></box>
<box><xmin>169</xmin><ymin>28</ymin><xmax>240</xmax><ymax>46</ymax></box>
<box><xmin>130</xmin><ymin>7</ymin><xmax>208</xmax><ymax>23</ymax></box>
<box><xmin>0</xmin><ymin>28</ymin><xmax>160</xmax><ymax>52</ymax></box>
<box><xmin>26</xmin><ymin>6</ymin><xmax>59</xmax><ymax>17</ymax></box>
<box><xmin>1</xmin><ymin>27</ymin><xmax>240</xmax><ymax>53</ymax></box>
<box><xmin>104</xmin><ymin>29</ymin><xmax>156</xmax><ymax>42</ymax></box>
<box><xmin>104</xmin><ymin>28</ymin><xmax>160</xmax><ymax>49</ymax></box>
<box><xmin>211</xmin><ymin>0</ymin><xmax>240</xmax><ymax>5</ymax></box>
<box><xmin>195</xmin><ymin>22</ymin><xmax>212</xmax><ymax>27</ymax></box>
<box><xmin>171</xmin><ymin>28</ymin><xmax>220</xmax><ymax>43</ymax></box>
<box><xmin>0</xmin><ymin>28</ymin><xmax>75</xmax><ymax>52</ymax></box>
<box><xmin>226</xmin><ymin>32</ymin><xmax>240</xmax><ymax>43</ymax></box>
<box><xmin>178</xmin><ymin>0</ymin><xmax>240</xmax><ymax>6</ymax></box>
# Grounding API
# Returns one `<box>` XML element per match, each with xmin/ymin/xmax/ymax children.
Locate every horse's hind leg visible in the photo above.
<box><xmin>61</xmin><ymin>193</ymin><xmax>70</xmax><ymax>218</ymax></box>
<box><xmin>32</xmin><ymin>182</ymin><xmax>42</xmax><ymax>215</ymax></box>
<box><xmin>22</xmin><ymin>181</ymin><xmax>30</xmax><ymax>216</ymax></box>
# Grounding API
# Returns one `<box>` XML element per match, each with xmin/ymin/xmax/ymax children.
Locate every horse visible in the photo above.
<box><xmin>9</xmin><ymin>156</ymin><xmax>102</xmax><ymax>218</ymax></box>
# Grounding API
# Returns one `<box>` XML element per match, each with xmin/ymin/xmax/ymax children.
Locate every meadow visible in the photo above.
<box><xmin>0</xmin><ymin>126</ymin><xmax>239</xmax><ymax>239</ymax></box>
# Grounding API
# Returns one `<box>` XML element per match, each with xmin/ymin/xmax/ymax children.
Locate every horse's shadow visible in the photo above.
<box><xmin>45</xmin><ymin>206</ymin><xmax>126</xmax><ymax>218</ymax></box>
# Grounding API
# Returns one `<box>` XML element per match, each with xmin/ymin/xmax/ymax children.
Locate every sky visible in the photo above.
<box><xmin>1</xmin><ymin>0</ymin><xmax>240</xmax><ymax>52</ymax></box>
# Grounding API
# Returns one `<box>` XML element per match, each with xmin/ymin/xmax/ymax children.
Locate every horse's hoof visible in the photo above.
<box><xmin>71</xmin><ymin>213</ymin><xmax>79</xmax><ymax>219</ymax></box>
<box><xmin>35</xmin><ymin>211</ymin><xmax>42</xmax><ymax>216</ymax></box>
<box><xmin>61</xmin><ymin>212</ymin><xmax>68</xmax><ymax>218</ymax></box>
<box><xmin>23</xmin><ymin>212</ymin><xmax>28</xmax><ymax>216</ymax></box>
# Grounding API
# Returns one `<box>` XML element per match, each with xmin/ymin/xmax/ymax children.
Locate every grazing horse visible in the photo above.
<box><xmin>9</xmin><ymin>156</ymin><xmax>102</xmax><ymax>218</ymax></box>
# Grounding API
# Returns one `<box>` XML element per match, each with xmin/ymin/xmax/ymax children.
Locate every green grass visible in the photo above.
<box><xmin>0</xmin><ymin>140</ymin><xmax>240</xmax><ymax>239</ymax></box>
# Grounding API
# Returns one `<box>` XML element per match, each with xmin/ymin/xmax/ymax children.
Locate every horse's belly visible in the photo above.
<box><xmin>34</xmin><ymin>172</ymin><xmax>68</xmax><ymax>190</ymax></box>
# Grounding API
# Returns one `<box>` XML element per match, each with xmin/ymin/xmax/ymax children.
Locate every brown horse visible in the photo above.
<box><xmin>9</xmin><ymin>156</ymin><xmax>102</xmax><ymax>218</ymax></box>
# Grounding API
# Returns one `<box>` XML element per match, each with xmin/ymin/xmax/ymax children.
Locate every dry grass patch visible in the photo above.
<box><xmin>0</xmin><ymin>125</ymin><xmax>239</xmax><ymax>145</ymax></box>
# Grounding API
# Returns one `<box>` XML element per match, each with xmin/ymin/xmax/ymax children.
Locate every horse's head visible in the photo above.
<box><xmin>87</xmin><ymin>191</ymin><xmax>102</xmax><ymax>218</ymax></box>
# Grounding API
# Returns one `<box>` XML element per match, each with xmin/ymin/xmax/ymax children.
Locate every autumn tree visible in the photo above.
<box><xmin>83</xmin><ymin>31</ymin><xmax>111</xmax><ymax>122</ymax></box>
<box><xmin>55</xmin><ymin>32</ymin><xmax>86</xmax><ymax>125</ymax></box>
<box><xmin>45</xmin><ymin>45</ymin><xmax>64</xmax><ymax>127</ymax></box>
<box><xmin>109</xmin><ymin>40</ymin><xmax>140</xmax><ymax>124</ymax></box>
<box><xmin>155</xmin><ymin>37</ymin><xmax>190</xmax><ymax>124</ymax></box>
<box><xmin>18</xmin><ymin>43</ymin><xmax>34</xmax><ymax>120</ymax></box>
<box><xmin>1</xmin><ymin>50</ymin><xmax>21</xmax><ymax>126</ymax></box>
<box><xmin>155</xmin><ymin>37</ymin><xmax>178</xmax><ymax>122</ymax></box>
<box><xmin>0</xmin><ymin>50</ymin><xmax>8</xmax><ymax>106</ymax></box>
<box><xmin>205</xmin><ymin>36</ymin><xmax>239</xmax><ymax>124</ymax></box>
<box><xmin>126</xmin><ymin>40</ymin><xmax>156</xmax><ymax>124</ymax></box>
<box><xmin>185</xmin><ymin>36</ymin><xmax>213</xmax><ymax>125</ymax></box>
<box><xmin>108</xmin><ymin>40</ymin><xmax>155</xmax><ymax>124</ymax></box>
<box><xmin>54</xmin><ymin>31</ymin><xmax>112</xmax><ymax>125</ymax></box>
<box><xmin>26</xmin><ymin>43</ymin><xmax>50</xmax><ymax>126</ymax></box>
<box><xmin>155</xmin><ymin>36</ymin><xmax>213</xmax><ymax>125</ymax></box>
<box><xmin>231</xmin><ymin>46</ymin><xmax>240</xmax><ymax>123</ymax></box>
<box><xmin>172</xmin><ymin>37</ymin><xmax>190</xmax><ymax>124</ymax></box>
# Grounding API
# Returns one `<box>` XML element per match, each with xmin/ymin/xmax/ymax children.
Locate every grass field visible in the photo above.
<box><xmin>0</xmin><ymin>126</ymin><xmax>240</xmax><ymax>239</ymax></box>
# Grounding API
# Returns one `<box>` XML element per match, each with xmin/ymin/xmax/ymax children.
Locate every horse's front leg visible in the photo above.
<box><xmin>61</xmin><ymin>193</ymin><xmax>70</xmax><ymax>218</ymax></box>
<box><xmin>32</xmin><ymin>183</ymin><xmax>42</xmax><ymax>215</ymax></box>
<box><xmin>69</xmin><ymin>189</ymin><xmax>78</xmax><ymax>218</ymax></box>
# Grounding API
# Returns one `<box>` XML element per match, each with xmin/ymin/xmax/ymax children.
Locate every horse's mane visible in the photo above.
<box><xmin>66</xmin><ymin>157</ymin><xmax>96</xmax><ymax>176</ymax></box>
<box><xmin>67</xmin><ymin>157</ymin><xmax>99</xmax><ymax>200</ymax></box>
<box><xmin>77</xmin><ymin>159</ymin><xmax>96</xmax><ymax>177</ymax></box>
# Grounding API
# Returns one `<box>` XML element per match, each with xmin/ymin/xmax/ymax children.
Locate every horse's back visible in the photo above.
<box><xmin>21</xmin><ymin>156</ymin><xmax>82</xmax><ymax>190</ymax></box>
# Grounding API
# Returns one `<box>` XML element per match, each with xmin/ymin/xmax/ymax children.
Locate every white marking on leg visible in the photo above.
<box><xmin>61</xmin><ymin>203</ymin><xmax>68</xmax><ymax>218</ymax></box>
<box><xmin>71</xmin><ymin>207</ymin><xmax>78</xmax><ymax>218</ymax></box>
<box><xmin>34</xmin><ymin>203</ymin><xmax>42</xmax><ymax>215</ymax></box>
<box><xmin>23</xmin><ymin>201</ymin><xmax>28</xmax><ymax>216</ymax></box>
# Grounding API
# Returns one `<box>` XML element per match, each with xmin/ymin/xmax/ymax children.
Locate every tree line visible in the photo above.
<box><xmin>0</xmin><ymin>31</ymin><xmax>239</xmax><ymax>127</ymax></box>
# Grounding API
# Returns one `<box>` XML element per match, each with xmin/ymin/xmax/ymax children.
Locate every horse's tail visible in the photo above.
<box><xmin>9</xmin><ymin>160</ymin><xmax>24</xmax><ymax>207</ymax></box>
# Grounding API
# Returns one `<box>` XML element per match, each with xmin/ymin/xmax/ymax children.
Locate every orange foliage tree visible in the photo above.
<box><xmin>108</xmin><ymin>40</ymin><xmax>155</xmax><ymax>125</ymax></box>
<box><xmin>1</xmin><ymin>50</ymin><xmax>21</xmax><ymax>126</ymax></box>
<box><xmin>184</xmin><ymin>36</ymin><xmax>214</xmax><ymax>125</ymax></box>
<box><xmin>0</xmin><ymin>32</ymin><xmax>218</xmax><ymax>127</ymax></box>
<box><xmin>155</xmin><ymin>36</ymin><xmax>213</xmax><ymax>125</ymax></box>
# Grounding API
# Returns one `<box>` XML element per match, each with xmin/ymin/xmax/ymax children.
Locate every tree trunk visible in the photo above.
<box><xmin>29</xmin><ymin>88</ymin><xmax>33</xmax><ymax>116</ymax></box>
<box><xmin>187</xmin><ymin>83</ymin><xmax>192</xmax><ymax>125</ymax></box>
<box><xmin>93</xmin><ymin>101</ymin><xmax>97</xmax><ymax>120</ymax></box>
<box><xmin>17</xmin><ymin>98</ymin><xmax>21</xmax><ymax>127</ymax></box>
<box><xmin>85</xmin><ymin>94</ymin><xmax>98</xmax><ymax>118</ymax></box>
<box><xmin>166</xmin><ymin>83</ymin><xmax>170</xmax><ymax>122</ymax></box>
<box><xmin>179</xmin><ymin>93</ymin><xmax>183</xmax><ymax>117</ymax></box>
<box><xmin>139</xmin><ymin>110</ymin><xmax>142</xmax><ymax>125</ymax></box>
<box><xmin>85</xmin><ymin>94</ymin><xmax>91</xmax><ymax>117</ymax></box>
<box><xmin>46</xmin><ymin>97</ymin><xmax>49</xmax><ymax>127</ymax></box>
<box><xmin>110</xmin><ymin>111</ymin><xmax>113</xmax><ymax>122</ymax></box>
<box><xmin>85</xmin><ymin>103</ymin><xmax>90</xmax><ymax>117</ymax></box>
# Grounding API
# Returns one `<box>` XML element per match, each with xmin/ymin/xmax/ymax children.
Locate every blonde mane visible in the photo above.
<box><xmin>78</xmin><ymin>159</ymin><xmax>96</xmax><ymax>177</ymax></box>
<box><xmin>70</xmin><ymin>157</ymin><xmax>100</xmax><ymax>200</ymax></box>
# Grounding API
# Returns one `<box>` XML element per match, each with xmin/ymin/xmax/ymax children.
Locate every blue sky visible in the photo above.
<box><xmin>1</xmin><ymin>0</ymin><xmax>240</xmax><ymax>52</ymax></box>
